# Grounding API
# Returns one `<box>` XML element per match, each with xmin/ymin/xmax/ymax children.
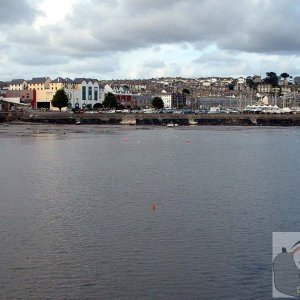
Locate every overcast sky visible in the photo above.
<box><xmin>1</xmin><ymin>0</ymin><xmax>300</xmax><ymax>80</ymax></box>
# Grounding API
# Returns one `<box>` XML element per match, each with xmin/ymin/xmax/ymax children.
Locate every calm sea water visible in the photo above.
<box><xmin>1</xmin><ymin>126</ymin><xmax>300</xmax><ymax>299</ymax></box>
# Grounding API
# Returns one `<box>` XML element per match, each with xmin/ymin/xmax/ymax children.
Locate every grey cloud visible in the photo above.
<box><xmin>193</xmin><ymin>50</ymin><xmax>240</xmax><ymax>65</ymax></box>
<box><xmin>63</xmin><ymin>56</ymin><xmax>120</xmax><ymax>76</ymax></box>
<box><xmin>54</xmin><ymin>0</ymin><xmax>300</xmax><ymax>56</ymax></box>
<box><xmin>0</xmin><ymin>0</ymin><xmax>36</xmax><ymax>25</ymax></box>
<box><xmin>7</xmin><ymin>25</ymin><xmax>49</xmax><ymax>45</ymax></box>
<box><xmin>143</xmin><ymin>59</ymin><xmax>166</xmax><ymax>69</ymax></box>
<box><xmin>1</xmin><ymin>0</ymin><xmax>300</xmax><ymax>79</ymax></box>
<box><xmin>12</xmin><ymin>51</ymin><xmax>70</xmax><ymax>66</ymax></box>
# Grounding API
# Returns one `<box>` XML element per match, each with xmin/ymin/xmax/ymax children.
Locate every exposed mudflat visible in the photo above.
<box><xmin>0</xmin><ymin>121</ymin><xmax>129</xmax><ymax>137</ymax></box>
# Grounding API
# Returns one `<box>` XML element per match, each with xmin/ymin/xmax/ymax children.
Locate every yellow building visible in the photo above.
<box><xmin>49</xmin><ymin>77</ymin><xmax>75</xmax><ymax>91</ymax></box>
<box><xmin>9</xmin><ymin>79</ymin><xmax>27</xmax><ymax>90</ymax></box>
<box><xmin>36</xmin><ymin>89</ymin><xmax>55</xmax><ymax>110</ymax></box>
<box><xmin>27</xmin><ymin>77</ymin><xmax>51</xmax><ymax>91</ymax></box>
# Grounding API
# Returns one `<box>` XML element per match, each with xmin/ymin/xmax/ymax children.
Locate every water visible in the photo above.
<box><xmin>1</xmin><ymin>126</ymin><xmax>300</xmax><ymax>299</ymax></box>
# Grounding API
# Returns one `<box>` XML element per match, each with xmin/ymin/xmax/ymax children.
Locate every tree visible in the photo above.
<box><xmin>182</xmin><ymin>88</ymin><xmax>190</xmax><ymax>94</ymax></box>
<box><xmin>51</xmin><ymin>89</ymin><xmax>69</xmax><ymax>111</ymax></box>
<box><xmin>93</xmin><ymin>103</ymin><xmax>103</xmax><ymax>110</ymax></box>
<box><xmin>280</xmin><ymin>72</ymin><xmax>290</xmax><ymax>79</ymax></box>
<box><xmin>280</xmin><ymin>72</ymin><xmax>290</xmax><ymax>87</ymax></box>
<box><xmin>103</xmin><ymin>92</ymin><xmax>117</xmax><ymax>108</ymax></box>
<box><xmin>264</xmin><ymin>72</ymin><xmax>278</xmax><ymax>87</ymax></box>
<box><xmin>228</xmin><ymin>83</ymin><xmax>235</xmax><ymax>90</ymax></box>
<box><xmin>246</xmin><ymin>76</ymin><xmax>254</xmax><ymax>88</ymax></box>
<box><xmin>152</xmin><ymin>97</ymin><xmax>164</xmax><ymax>109</ymax></box>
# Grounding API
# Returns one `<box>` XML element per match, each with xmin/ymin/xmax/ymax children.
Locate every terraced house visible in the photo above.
<box><xmin>9</xmin><ymin>79</ymin><xmax>27</xmax><ymax>91</ymax></box>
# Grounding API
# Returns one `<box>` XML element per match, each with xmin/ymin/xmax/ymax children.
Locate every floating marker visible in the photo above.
<box><xmin>151</xmin><ymin>203</ymin><xmax>156</xmax><ymax>210</ymax></box>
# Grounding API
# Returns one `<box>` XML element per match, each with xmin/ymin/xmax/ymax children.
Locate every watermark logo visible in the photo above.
<box><xmin>273</xmin><ymin>232</ymin><xmax>300</xmax><ymax>298</ymax></box>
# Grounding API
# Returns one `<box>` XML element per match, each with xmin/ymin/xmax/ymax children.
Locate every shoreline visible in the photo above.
<box><xmin>3</xmin><ymin>111</ymin><xmax>300</xmax><ymax>126</ymax></box>
<box><xmin>0</xmin><ymin>121</ymin><xmax>299</xmax><ymax>138</ymax></box>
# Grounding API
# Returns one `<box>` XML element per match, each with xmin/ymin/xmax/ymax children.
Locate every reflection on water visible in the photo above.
<box><xmin>1</xmin><ymin>127</ymin><xmax>300</xmax><ymax>299</ymax></box>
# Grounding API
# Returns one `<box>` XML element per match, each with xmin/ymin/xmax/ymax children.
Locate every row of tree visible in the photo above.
<box><xmin>245</xmin><ymin>72</ymin><xmax>293</xmax><ymax>89</ymax></box>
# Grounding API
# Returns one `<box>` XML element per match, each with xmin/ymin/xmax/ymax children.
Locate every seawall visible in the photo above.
<box><xmin>3</xmin><ymin>111</ymin><xmax>300</xmax><ymax>126</ymax></box>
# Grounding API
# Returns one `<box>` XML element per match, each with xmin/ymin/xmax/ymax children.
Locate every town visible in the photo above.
<box><xmin>1</xmin><ymin>72</ymin><xmax>300</xmax><ymax>114</ymax></box>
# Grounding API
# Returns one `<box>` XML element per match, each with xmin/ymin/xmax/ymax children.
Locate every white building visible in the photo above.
<box><xmin>71</xmin><ymin>78</ymin><xmax>104</xmax><ymax>109</ymax></box>
<box><xmin>155</xmin><ymin>93</ymin><xmax>172</xmax><ymax>108</ymax></box>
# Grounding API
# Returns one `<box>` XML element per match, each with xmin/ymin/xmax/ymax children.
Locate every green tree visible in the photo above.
<box><xmin>246</xmin><ymin>76</ymin><xmax>254</xmax><ymax>88</ymax></box>
<box><xmin>103</xmin><ymin>92</ymin><xmax>117</xmax><ymax>108</ymax></box>
<box><xmin>280</xmin><ymin>72</ymin><xmax>290</xmax><ymax>87</ymax></box>
<box><xmin>228</xmin><ymin>83</ymin><xmax>235</xmax><ymax>90</ymax></box>
<box><xmin>51</xmin><ymin>89</ymin><xmax>69</xmax><ymax>111</ymax></box>
<box><xmin>152</xmin><ymin>97</ymin><xmax>164</xmax><ymax>109</ymax></box>
<box><xmin>280</xmin><ymin>72</ymin><xmax>290</xmax><ymax>80</ymax></box>
<box><xmin>93</xmin><ymin>103</ymin><xmax>103</xmax><ymax>109</ymax></box>
<box><xmin>264</xmin><ymin>72</ymin><xmax>278</xmax><ymax>87</ymax></box>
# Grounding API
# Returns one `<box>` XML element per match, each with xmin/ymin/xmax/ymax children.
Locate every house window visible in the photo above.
<box><xmin>82</xmin><ymin>86</ymin><xmax>86</xmax><ymax>100</ymax></box>
<box><xmin>88</xmin><ymin>86</ymin><xmax>92</xmax><ymax>100</ymax></box>
<box><xmin>94</xmin><ymin>87</ymin><xmax>98</xmax><ymax>101</ymax></box>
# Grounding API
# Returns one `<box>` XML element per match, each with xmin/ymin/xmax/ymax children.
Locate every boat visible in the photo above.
<box><xmin>167</xmin><ymin>122</ymin><xmax>178</xmax><ymax>127</ymax></box>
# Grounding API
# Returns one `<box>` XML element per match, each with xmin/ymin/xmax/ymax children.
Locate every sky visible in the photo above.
<box><xmin>1</xmin><ymin>0</ymin><xmax>300</xmax><ymax>80</ymax></box>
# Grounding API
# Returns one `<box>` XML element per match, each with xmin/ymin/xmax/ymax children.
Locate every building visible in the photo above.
<box><xmin>9</xmin><ymin>79</ymin><xmax>28</xmax><ymax>91</ymax></box>
<box><xmin>257</xmin><ymin>84</ymin><xmax>272</xmax><ymax>94</ymax></box>
<box><xmin>104</xmin><ymin>84</ymin><xmax>133</xmax><ymax>107</ymax></box>
<box><xmin>72</xmin><ymin>78</ymin><xmax>104</xmax><ymax>109</ymax></box>
<box><xmin>171</xmin><ymin>93</ymin><xmax>186</xmax><ymax>108</ymax></box>
<box><xmin>155</xmin><ymin>93</ymin><xmax>172</xmax><ymax>108</ymax></box>
<box><xmin>5</xmin><ymin>90</ymin><xmax>35</xmax><ymax>106</ymax></box>
<box><xmin>49</xmin><ymin>77</ymin><xmax>75</xmax><ymax>91</ymax></box>
<box><xmin>253</xmin><ymin>75</ymin><xmax>262</xmax><ymax>83</ymax></box>
<box><xmin>132</xmin><ymin>94</ymin><xmax>153</xmax><ymax>108</ymax></box>
<box><xmin>27</xmin><ymin>77</ymin><xmax>51</xmax><ymax>91</ymax></box>
<box><xmin>294</xmin><ymin>77</ymin><xmax>300</xmax><ymax>85</ymax></box>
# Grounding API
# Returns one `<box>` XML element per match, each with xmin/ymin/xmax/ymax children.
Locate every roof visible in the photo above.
<box><xmin>10</xmin><ymin>79</ymin><xmax>26</xmax><ymax>85</ymax></box>
<box><xmin>73</xmin><ymin>78</ymin><xmax>87</xmax><ymax>84</ymax></box>
<box><xmin>85</xmin><ymin>78</ymin><xmax>99</xmax><ymax>84</ymax></box>
<box><xmin>28</xmin><ymin>77</ymin><xmax>50</xmax><ymax>84</ymax></box>
<box><xmin>0</xmin><ymin>81</ymin><xmax>8</xmax><ymax>88</ymax></box>
<box><xmin>74</xmin><ymin>78</ymin><xmax>99</xmax><ymax>84</ymax></box>
<box><xmin>65</xmin><ymin>78</ymin><xmax>74</xmax><ymax>83</ymax></box>
<box><xmin>51</xmin><ymin>77</ymin><xmax>67</xmax><ymax>83</ymax></box>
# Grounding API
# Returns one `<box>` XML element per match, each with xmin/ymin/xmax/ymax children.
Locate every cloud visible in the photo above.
<box><xmin>143</xmin><ymin>58</ymin><xmax>166</xmax><ymax>69</ymax></box>
<box><xmin>0</xmin><ymin>0</ymin><xmax>37</xmax><ymax>26</ymax></box>
<box><xmin>1</xmin><ymin>0</ymin><xmax>300</xmax><ymax>79</ymax></box>
<box><xmin>45</xmin><ymin>0</ymin><xmax>300</xmax><ymax>57</ymax></box>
